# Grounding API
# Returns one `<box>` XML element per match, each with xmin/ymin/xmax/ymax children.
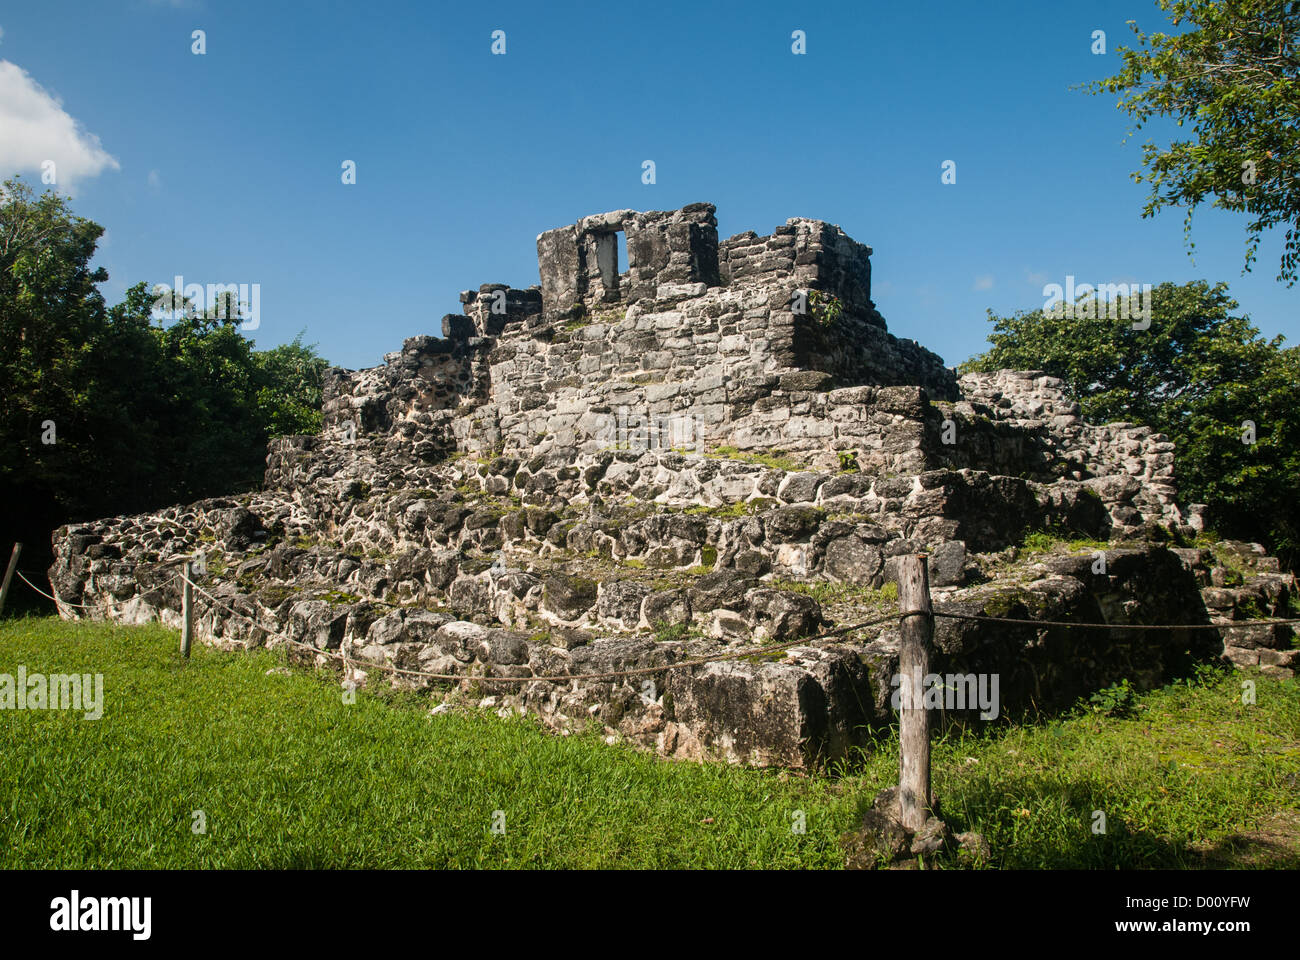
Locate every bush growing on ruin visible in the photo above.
<box><xmin>961</xmin><ymin>280</ymin><xmax>1300</xmax><ymax>569</ymax></box>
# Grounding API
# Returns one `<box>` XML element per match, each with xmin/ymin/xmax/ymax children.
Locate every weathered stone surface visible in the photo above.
<box><xmin>598</xmin><ymin>580</ymin><xmax>651</xmax><ymax>627</ymax></box>
<box><xmin>823</xmin><ymin>535</ymin><xmax>883</xmax><ymax>584</ymax></box>
<box><xmin>744</xmin><ymin>589</ymin><xmax>821</xmax><ymax>642</ymax></box>
<box><xmin>289</xmin><ymin>600</ymin><xmax>348</xmax><ymax>650</ymax></box>
<box><xmin>46</xmin><ymin>202</ymin><xmax>1295</xmax><ymax>771</ymax></box>
<box><xmin>843</xmin><ymin>787</ymin><xmax>957</xmax><ymax>868</ymax></box>
<box><xmin>928</xmin><ymin>540</ymin><xmax>966</xmax><ymax>587</ymax></box>
<box><xmin>542</xmin><ymin>573</ymin><xmax>598</xmax><ymax>621</ymax></box>
<box><xmin>954</xmin><ymin>831</ymin><xmax>991</xmax><ymax>865</ymax></box>
<box><xmin>687</xmin><ymin>570</ymin><xmax>755</xmax><ymax>613</ymax></box>
<box><xmin>641</xmin><ymin>589</ymin><xmax>691</xmax><ymax>628</ymax></box>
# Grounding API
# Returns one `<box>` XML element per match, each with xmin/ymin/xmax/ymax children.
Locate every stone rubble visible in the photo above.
<box><xmin>48</xmin><ymin>202</ymin><xmax>1296</xmax><ymax>769</ymax></box>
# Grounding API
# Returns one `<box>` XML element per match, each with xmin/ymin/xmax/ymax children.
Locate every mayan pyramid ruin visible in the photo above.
<box><xmin>48</xmin><ymin>202</ymin><xmax>1297</xmax><ymax>767</ymax></box>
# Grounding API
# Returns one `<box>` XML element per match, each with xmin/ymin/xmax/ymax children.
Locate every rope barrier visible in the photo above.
<box><xmin>930</xmin><ymin>609</ymin><xmax>1300</xmax><ymax>630</ymax></box>
<box><xmin>16</xmin><ymin>566</ymin><xmax>1297</xmax><ymax>684</ymax></box>
<box><xmin>14</xmin><ymin>569</ymin><xmax>182</xmax><ymax>611</ymax></box>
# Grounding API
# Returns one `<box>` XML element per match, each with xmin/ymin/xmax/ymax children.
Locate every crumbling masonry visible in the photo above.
<box><xmin>50</xmin><ymin>203</ymin><xmax>1296</xmax><ymax>767</ymax></box>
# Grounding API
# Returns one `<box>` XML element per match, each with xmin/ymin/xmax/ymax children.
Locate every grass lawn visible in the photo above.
<box><xmin>1</xmin><ymin>616</ymin><xmax>1297</xmax><ymax>868</ymax></box>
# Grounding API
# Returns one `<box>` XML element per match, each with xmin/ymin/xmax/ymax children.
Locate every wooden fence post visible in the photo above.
<box><xmin>181</xmin><ymin>563</ymin><xmax>194</xmax><ymax>658</ymax></box>
<box><xmin>0</xmin><ymin>543</ymin><xmax>22</xmax><ymax>618</ymax></box>
<box><xmin>897</xmin><ymin>553</ymin><xmax>933</xmax><ymax>832</ymax></box>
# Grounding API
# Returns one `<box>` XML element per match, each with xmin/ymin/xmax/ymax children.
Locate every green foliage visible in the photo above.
<box><xmin>1086</xmin><ymin>679</ymin><xmax>1141</xmax><ymax>719</ymax></box>
<box><xmin>7</xmin><ymin>616</ymin><xmax>1297</xmax><ymax>869</ymax></box>
<box><xmin>1085</xmin><ymin>0</ymin><xmax>1300</xmax><ymax>283</ymax></box>
<box><xmin>1020</xmin><ymin>530</ymin><xmax>1111</xmax><ymax>555</ymax></box>
<box><xmin>0</xmin><ymin>178</ymin><xmax>329</xmax><ymax>562</ymax></box>
<box><xmin>1237</xmin><ymin>595</ymin><xmax>1268</xmax><ymax>620</ymax></box>
<box><xmin>653</xmin><ymin>620</ymin><xmax>693</xmax><ymax>643</ymax></box>
<box><xmin>807</xmin><ymin>288</ymin><xmax>844</xmax><ymax>326</ymax></box>
<box><xmin>708</xmin><ymin>445</ymin><xmax>806</xmax><ymax>472</ymax></box>
<box><xmin>961</xmin><ymin>281</ymin><xmax>1300</xmax><ymax>568</ymax></box>
<box><xmin>836</xmin><ymin>450</ymin><xmax>860</xmax><ymax>473</ymax></box>
<box><xmin>1182</xmin><ymin>661</ymin><xmax>1229</xmax><ymax>689</ymax></box>
<box><xmin>772</xmin><ymin>579</ymin><xmax>898</xmax><ymax>607</ymax></box>
<box><xmin>1021</xmin><ymin>532</ymin><xmax>1057</xmax><ymax>553</ymax></box>
<box><xmin>254</xmin><ymin>336</ymin><xmax>329</xmax><ymax>438</ymax></box>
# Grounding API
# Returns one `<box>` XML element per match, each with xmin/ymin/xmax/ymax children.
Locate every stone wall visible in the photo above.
<box><xmin>952</xmin><ymin>370</ymin><xmax>1180</xmax><ymax>532</ymax></box>
<box><xmin>320</xmin><ymin>205</ymin><xmax>960</xmax><ymax>478</ymax></box>
<box><xmin>293</xmin><ymin>209</ymin><xmax>1185</xmax><ymax>541</ymax></box>
<box><xmin>48</xmin><ymin>470</ymin><xmax>1296</xmax><ymax>768</ymax></box>
<box><xmin>536</xmin><ymin>203</ymin><xmax>721</xmax><ymax>314</ymax></box>
<box><xmin>46</xmin><ymin>201</ymin><xmax>1294</xmax><ymax>770</ymax></box>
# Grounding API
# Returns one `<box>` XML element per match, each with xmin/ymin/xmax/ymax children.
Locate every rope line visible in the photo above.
<box><xmin>180</xmin><ymin>572</ymin><xmax>903</xmax><ymax>684</ymax></box>
<box><xmin>14</xmin><ymin>569</ymin><xmax>182</xmax><ymax>611</ymax></box>
<box><xmin>930</xmin><ymin>609</ymin><xmax>1300</xmax><ymax>630</ymax></box>
<box><xmin>18</xmin><ymin>568</ymin><xmax>1297</xmax><ymax>684</ymax></box>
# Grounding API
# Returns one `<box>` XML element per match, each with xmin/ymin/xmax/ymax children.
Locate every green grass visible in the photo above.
<box><xmin>1020</xmin><ymin>530</ymin><xmax>1112</xmax><ymax>554</ymax></box>
<box><xmin>771</xmin><ymin>579</ymin><xmax>898</xmax><ymax>608</ymax></box>
<box><xmin>0</xmin><ymin>617</ymin><xmax>854</xmax><ymax>868</ymax></box>
<box><xmin>907</xmin><ymin>668</ymin><xmax>1300</xmax><ymax>868</ymax></box>
<box><xmin>707</xmin><ymin>445</ymin><xmax>806</xmax><ymax>473</ymax></box>
<box><xmin>2</xmin><ymin>616</ymin><xmax>1297</xmax><ymax>869</ymax></box>
<box><xmin>651</xmin><ymin>620</ymin><xmax>707</xmax><ymax>644</ymax></box>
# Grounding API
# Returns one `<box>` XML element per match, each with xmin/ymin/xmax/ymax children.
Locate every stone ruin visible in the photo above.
<box><xmin>49</xmin><ymin>202</ymin><xmax>1297</xmax><ymax>768</ymax></box>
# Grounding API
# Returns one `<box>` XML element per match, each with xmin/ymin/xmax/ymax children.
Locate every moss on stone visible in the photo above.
<box><xmin>256</xmin><ymin>583</ymin><xmax>301</xmax><ymax>607</ymax></box>
<box><xmin>707</xmin><ymin>445</ymin><xmax>806</xmax><ymax>472</ymax></box>
<box><xmin>773</xmin><ymin>579</ymin><xmax>896</xmax><ymax>607</ymax></box>
<box><xmin>682</xmin><ymin>500</ymin><xmax>770</xmax><ymax>519</ymax></box>
<box><xmin>1020</xmin><ymin>530</ymin><xmax>1110</xmax><ymax>555</ymax></box>
<box><xmin>205</xmin><ymin>551</ymin><xmax>227</xmax><ymax>578</ymax></box>
<box><xmin>981</xmin><ymin>592</ymin><xmax>1025</xmax><ymax>619</ymax></box>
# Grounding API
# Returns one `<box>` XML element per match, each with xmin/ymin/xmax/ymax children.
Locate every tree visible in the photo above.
<box><xmin>254</xmin><ymin>334</ymin><xmax>329</xmax><ymax>438</ymax></box>
<box><xmin>1087</xmin><ymin>0</ymin><xmax>1300</xmax><ymax>283</ymax></box>
<box><xmin>960</xmin><ymin>281</ymin><xmax>1300</xmax><ymax>567</ymax></box>
<box><xmin>1</xmin><ymin>177</ymin><xmax>119</xmax><ymax>521</ymax></box>
<box><xmin>0</xmin><ymin>177</ymin><xmax>330</xmax><ymax>594</ymax></box>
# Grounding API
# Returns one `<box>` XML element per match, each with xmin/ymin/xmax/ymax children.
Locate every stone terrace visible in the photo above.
<box><xmin>48</xmin><ymin>203</ymin><xmax>1297</xmax><ymax>768</ymax></box>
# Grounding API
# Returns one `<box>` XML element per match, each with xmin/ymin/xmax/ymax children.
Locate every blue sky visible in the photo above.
<box><xmin>1</xmin><ymin>0</ymin><xmax>1295</xmax><ymax>371</ymax></box>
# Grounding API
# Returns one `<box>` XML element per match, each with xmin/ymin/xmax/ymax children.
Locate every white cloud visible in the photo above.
<box><xmin>973</xmin><ymin>275</ymin><xmax>994</xmax><ymax>292</ymax></box>
<box><xmin>147</xmin><ymin>168</ymin><xmax>162</xmax><ymax>190</ymax></box>
<box><xmin>0</xmin><ymin>60</ymin><xmax>119</xmax><ymax>193</ymax></box>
